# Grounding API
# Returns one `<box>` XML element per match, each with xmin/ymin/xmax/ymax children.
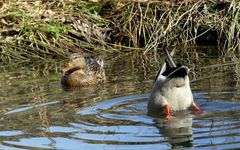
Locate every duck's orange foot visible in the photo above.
<box><xmin>164</xmin><ymin>104</ymin><xmax>171</xmax><ymax>120</ymax></box>
<box><xmin>193</xmin><ymin>105</ymin><xmax>200</xmax><ymax>111</ymax></box>
<box><xmin>165</xmin><ymin>114</ymin><xmax>172</xmax><ymax>120</ymax></box>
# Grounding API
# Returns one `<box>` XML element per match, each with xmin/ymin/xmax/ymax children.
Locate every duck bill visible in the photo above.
<box><xmin>61</xmin><ymin>67</ymin><xmax>69</xmax><ymax>76</ymax></box>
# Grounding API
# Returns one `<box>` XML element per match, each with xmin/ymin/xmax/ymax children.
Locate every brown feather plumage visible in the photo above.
<box><xmin>61</xmin><ymin>54</ymin><xmax>105</xmax><ymax>87</ymax></box>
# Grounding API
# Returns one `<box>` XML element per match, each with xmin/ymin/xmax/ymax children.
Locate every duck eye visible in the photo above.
<box><xmin>73</xmin><ymin>56</ymin><xmax>78</xmax><ymax>59</ymax></box>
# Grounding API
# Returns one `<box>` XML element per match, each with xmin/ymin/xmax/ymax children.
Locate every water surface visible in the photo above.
<box><xmin>0</xmin><ymin>48</ymin><xmax>240</xmax><ymax>149</ymax></box>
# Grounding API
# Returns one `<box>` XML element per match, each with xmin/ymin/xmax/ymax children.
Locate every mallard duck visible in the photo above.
<box><xmin>61</xmin><ymin>53</ymin><xmax>105</xmax><ymax>87</ymax></box>
<box><xmin>148</xmin><ymin>50</ymin><xmax>200</xmax><ymax>118</ymax></box>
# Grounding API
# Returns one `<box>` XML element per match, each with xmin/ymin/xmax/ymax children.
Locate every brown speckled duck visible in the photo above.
<box><xmin>148</xmin><ymin>50</ymin><xmax>200</xmax><ymax>119</ymax></box>
<box><xmin>61</xmin><ymin>53</ymin><xmax>105</xmax><ymax>87</ymax></box>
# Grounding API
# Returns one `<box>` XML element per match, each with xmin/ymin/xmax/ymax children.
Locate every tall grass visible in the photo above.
<box><xmin>111</xmin><ymin>0</ymin><xmax>240</xmax><ymax>54</ymax></box>
<box><xmin>0</xmin><ymin>0</ymin><xmax>239</xmax><ymax>63</ymax></box>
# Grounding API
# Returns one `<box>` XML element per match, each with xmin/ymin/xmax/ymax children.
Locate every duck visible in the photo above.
<box><xmin>148</xmin><ymin>50</ymin><xmax>200</xmax><ymax>119</ymax></box>
<box><xmin>61</xmin><ymin>53</ymin><xmax>105</xmax><ymax>87</ymax></box>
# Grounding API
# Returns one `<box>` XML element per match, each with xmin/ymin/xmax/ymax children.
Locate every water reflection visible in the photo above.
<box><xmin>154</xmin><ymin>112</ymin><xmax>194</xmax><ymax>149</ymax></box>
<box><xmin>0</xmin><ymin>47</ymin><xmax>240</xmax><ymax>149</ymax></box>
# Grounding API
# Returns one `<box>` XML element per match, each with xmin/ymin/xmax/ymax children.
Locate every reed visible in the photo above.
<box><xmin>0</xmin><ymin>0</ymin><xmax>239</xmax><ymax>63</ymax></box>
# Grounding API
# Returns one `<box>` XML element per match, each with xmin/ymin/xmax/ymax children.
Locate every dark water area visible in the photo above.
<box><xmin>0</xmin><ymin>47</ymin><xmax>240</xmax><ymax>150</ymax></box>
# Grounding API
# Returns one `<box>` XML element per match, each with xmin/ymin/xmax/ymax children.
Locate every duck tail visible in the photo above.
<box><xmin>159</xmin><ymin>49</ymin><xmax>176</xmax><ymax>75</ymax></box>
<box><xmin>154</xmin><ymin>49</ymin><xmax>175</xmax><ymax>82</ymax></box>
<box><xmin>165</xmin><ymin>49</ymin><xmax>176</xmax><ymax>68</ymax></box>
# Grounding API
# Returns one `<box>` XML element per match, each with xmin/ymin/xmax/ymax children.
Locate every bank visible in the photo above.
<box><xmin>0</xmin><ymin>0</ymin><xmax>239</xmax><ymax>63</ymax></box>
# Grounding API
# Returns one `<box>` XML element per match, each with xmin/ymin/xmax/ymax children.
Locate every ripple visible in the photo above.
<box><xmin>1</xmin><ymin>92</ymin><xmax>240</xmax><ymax>149</ymax></box>
<box><xmin>0</xmin><ymin>131</ymin><xmax>23</xmax><ymax>137</ymax></box>
<box><xmin>5</xmin><ymin>101</ymin><xmax>59</xmax><ymax>115</ymax></box>
<box><xmin>69</xmin><ymin>92</ymin><xmax>240</xmax><ymax>149</ymax></box>
<box><xmin>3</xmin><ymin>137</ymin><xmax>52</xmax><ymax>149</ymax></box>
<box><xmin>77</xmin><ymin>94</ymin><xmax>149</xmax><ymax>115</ymax></box>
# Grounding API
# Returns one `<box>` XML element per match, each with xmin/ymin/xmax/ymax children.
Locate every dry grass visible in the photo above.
<box><xmin>0</xmin><ymin>1</ymin><xmax>116</xmax><ymax>63</ymax></box>
<box><xmin>112</xmin><ymin>0</ymin><xmax>240</xmax><ymax>54</ymax></box>
<box><xmin>0</xmin><ymin>0</ymin><xmax>239</xmax><ymax>63</ymax></box>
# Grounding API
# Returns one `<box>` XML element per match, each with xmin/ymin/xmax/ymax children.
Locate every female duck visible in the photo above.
<box><xmin>61</xmin><ymin>53</ymin><xmax>105</xmax><ymax>87</ymax></box>
<box><xmin>148</xmin><ymin>50</ymin><xmax>200</xmax><ymax>118</ymax></box>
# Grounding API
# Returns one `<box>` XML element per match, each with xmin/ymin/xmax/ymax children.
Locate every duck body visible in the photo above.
<box><xmin>148</xmin><ymin>50</ymin><xmax>200</xmax><ymax>118</ymax></box>
<box><xmin>149</xmin><ymin>75</ymin><xmax>193</xmax><ymax>112</ymax></box>
<box><xmin>61</xmin><ymin>54</ymin><xmax>105</xmax><ymax>87</ymax></box>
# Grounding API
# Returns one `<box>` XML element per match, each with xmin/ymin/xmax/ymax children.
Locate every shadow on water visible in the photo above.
<box><xmin>0</xmin><ymin>47</ymin><xmax>240</xmax><ymax>149</ymax></box>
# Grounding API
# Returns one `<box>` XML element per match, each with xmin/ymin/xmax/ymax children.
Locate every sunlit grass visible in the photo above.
<box><xmin>0</xmin><ymin>0</ymin><xmax>239</xmax><ymax>63</ymax></box>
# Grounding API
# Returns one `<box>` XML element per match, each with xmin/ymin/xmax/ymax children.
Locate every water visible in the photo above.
<box><xmin>0</xmin><ymin>47</ymin><xmax>240</xmax><ymax>150</ymax></box>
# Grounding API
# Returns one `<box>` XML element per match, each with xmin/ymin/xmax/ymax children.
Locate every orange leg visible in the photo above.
<box><xmin>164</xmin><ymin>104</ymin><xmax>171</xmax><ymax>119</ymax></box>
<box><xmin>193</xmin><ymin>105</ymin><xmax>200</xmax><ymax>111</ymax></box>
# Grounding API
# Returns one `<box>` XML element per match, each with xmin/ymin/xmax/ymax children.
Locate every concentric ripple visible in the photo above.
<box><xmin>1</xmin><ymin>90</ymin><xmax>240</xmax><ymax>150</ymax></box>
<box><xmin>34</xmin><ymin>92</ymin><xmax>239</xmax><ymax>150</ymax></box>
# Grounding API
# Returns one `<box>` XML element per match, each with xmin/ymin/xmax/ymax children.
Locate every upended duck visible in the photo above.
<box><xmin>148</xmin><ymin>50</ymin><xmax>200</xmax><ymax>118</ymax></box>
<box><xmin>61</xmin><ymin>53</ymin><xmax>105</xmax><ymax>87</ymax></box>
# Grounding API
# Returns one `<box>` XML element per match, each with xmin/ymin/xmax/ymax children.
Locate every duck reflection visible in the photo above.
<box><xmin>154</xmin><ymin>112</ymin><xmax>193</xmax><ymax>149</ymax></box>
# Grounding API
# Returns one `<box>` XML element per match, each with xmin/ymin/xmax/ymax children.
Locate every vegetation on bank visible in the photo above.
<box><xmin>0</xmin><ymin>0</ymin><xmax>239</xmax><ymax>63</ymax></box>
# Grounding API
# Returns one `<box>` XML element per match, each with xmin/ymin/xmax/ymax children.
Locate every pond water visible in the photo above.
<box><xmin>0</xmin><ymin>47</ymin><xmax>240</xmax><ymax>150</ymax></box>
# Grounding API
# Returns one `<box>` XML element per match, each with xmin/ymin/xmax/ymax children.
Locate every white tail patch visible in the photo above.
<box><xmin>97</xmin><ymin>59</ymin><xmax>104</xmax><ymax>68</ymax></box>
